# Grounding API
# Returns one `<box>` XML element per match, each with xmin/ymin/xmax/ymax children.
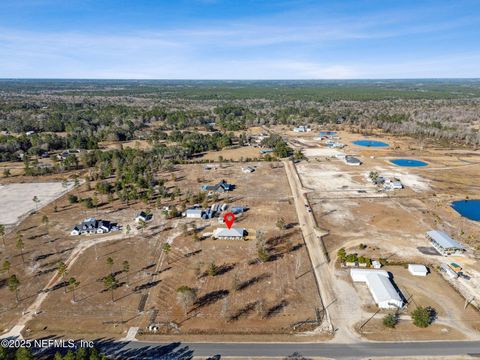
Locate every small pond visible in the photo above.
<box><xmin>390</xmin><ymin>159</ymin><xmax>428</xmax><ymax>167</ymax></box>
<box><xmin>352</xmin><ymin>140</ymin><xmax>389</xmax><ymax>147</ymax></box>
<box><xmin>451</xmin><ymin>199</ymin><xmax>480</xmax><ymax>221</ymax></box>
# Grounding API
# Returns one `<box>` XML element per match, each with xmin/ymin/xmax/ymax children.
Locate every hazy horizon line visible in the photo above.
<box><xmin>1</xmin><ymin>77</ymin><xmax>480</xmax><ymax>81</ymax></box>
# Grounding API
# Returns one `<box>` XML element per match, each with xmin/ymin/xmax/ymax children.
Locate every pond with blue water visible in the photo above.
<box><xmin>451</xmin><ymin>200</ymin><xmax>480</xmax><ymax>221</ymax></box>
<box><xmin>352</xmin><ymin>140</ymin><xmax>389</xmax><ymax>147</ymax></box>
<box><xmin>390</xmin><ymin>159</ymin><xmax>428</xmax><ymax>167</ymax></box>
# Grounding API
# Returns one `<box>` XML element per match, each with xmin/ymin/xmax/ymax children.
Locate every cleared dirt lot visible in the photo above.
<box><xmin>141</xmin><ymin>162</ymin><xmax>322</xmax><ymax>335</ymax></box>
<box><xmin>0</xmin><ymin>182</ymin><xmax>73</xmax><ymax>225</ymax></box>
<box><xmin>290</xmin><ymin>129</ymin><xmax>480</xmax><ymax>340</ymax></box>
<box><xmin>3</xmin><ymin>162</ymin><xmax>323</xmax><ymax>339</ymax></box>
<box><xmin>197</xmin><ymin>146</ymin><xmax>263</xmax><ymax>161</ymax></box>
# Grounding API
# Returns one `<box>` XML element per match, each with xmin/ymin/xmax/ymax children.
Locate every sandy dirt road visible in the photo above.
<box><xmin>283</xmin><ymin>160</ymin><xmax>354</xmax><ymax>340</ymax></box>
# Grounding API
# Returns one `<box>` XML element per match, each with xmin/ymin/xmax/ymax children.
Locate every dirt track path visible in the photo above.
<box><xmin>283</xmin><ymin>160</ymin><xmax>361</xmax><ymax>343</ymax></box>
<box><xmin>0</xmin><ymin>230</ymin><xmax>134</xmax><ymax>339</ymax></box>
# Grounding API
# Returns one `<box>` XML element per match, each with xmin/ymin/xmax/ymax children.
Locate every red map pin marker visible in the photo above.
<box><xmin>223</xmin><ymin>212</ymin><xmax>235</xmax><ymax>229</ymax></box>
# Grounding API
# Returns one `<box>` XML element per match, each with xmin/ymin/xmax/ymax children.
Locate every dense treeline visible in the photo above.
<box><xmin>0</xmin><ymin>133</ymin><xmax>97</xmax><ymax>162</ymax></box>
<box><xmin>1</xmin><ymin>80</ymin><xmax>479</xmax><ymax>158</ymax></box>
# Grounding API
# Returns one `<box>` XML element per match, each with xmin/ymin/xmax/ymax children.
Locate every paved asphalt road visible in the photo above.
<box><xmin>108</xmin><ymin>340</ymin><xmax>480</xmax><ymax>359</ymax></box>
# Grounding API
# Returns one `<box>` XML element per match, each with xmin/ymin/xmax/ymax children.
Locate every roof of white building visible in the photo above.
<box><xmin>367</xmin><ymin>272</ymin><xmax>402</xmax><ymax>306</ymax></box>
<box><xmin>427</xmin><ymin>230</ymin><xmax>464</xmax><ymax>249</ymax></box>
<box><xmin>350</xmin><ymin>269</ymin><xmax>403</xmax><ymax>308</ymax></box>
<box><xmin>213</xmin><ymin>228</ymin><xmax>245</xmax><ymax>238</ymax></box>
<box><xmin>408</xmin><ymin>264</ymin><xmax>428</xmax><ymax>273</ymax></box>
<box><xmin>186</xmin><ymin>209</ymin><xmax>204</xmax><ymax>214</ymax></box>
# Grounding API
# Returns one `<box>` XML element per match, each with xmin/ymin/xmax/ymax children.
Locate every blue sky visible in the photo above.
<box><xmin>0</xmin><ymin>0</ymin><xmax>479</xmax><ymax>79</ymax></box>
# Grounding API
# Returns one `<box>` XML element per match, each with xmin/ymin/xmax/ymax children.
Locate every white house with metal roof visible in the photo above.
<box><xmin>350</xmin><ymin>269</ymin><xmax>403</xmax><ymax>309</ymax></box>
<box><xmin>213</xmin><ymin>227</ymin><xmax>245</xmax><ymax>240</ymax></box>
<box><xmin>426</xmin><ymin>230</ymin><xmax>465</xmax><ymax>256</ymax></box>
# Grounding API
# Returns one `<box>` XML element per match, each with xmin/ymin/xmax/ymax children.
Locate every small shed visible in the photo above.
<box><xmin>408</xmin><ymin>264</ymin><xmax>428</xmax><ymax>276</ymax></box>
<box><xmin>441</xmin><ymin>263</ymin><xmax>459</xmax><ymax>279</ymax></box>
<box><xmin>184</xmin><ymin>209</ymin><xmax>204</xmax><ymax>218</ymax></box>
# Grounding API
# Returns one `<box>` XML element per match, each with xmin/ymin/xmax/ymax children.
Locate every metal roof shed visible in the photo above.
<box><xmin>427</xmin><ymin>230</ymin><xmax>465</xmax><ymax>256</ymax></box>
<box><xmin>213</xmin><ymin>228</ymin><xmax>245</xmax><ymax>240</ymax></box>
<box><xmin>408</xmin><ymin>264</ymin><xmax>428</xmax><ymax>276</ymax></box>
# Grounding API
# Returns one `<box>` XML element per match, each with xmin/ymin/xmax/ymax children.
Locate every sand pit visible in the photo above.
<box><xmin>0</xmin><ymin>182</ymin><xmax>73</xmax><ymax>225</ymax></box>
<box><xmin>297</xmin><ymin>163</ymin><xmax>378</xmax><ymax>196</ymax></box>
<box><xmin>303</xmin><ymin>147</ymin><xmax>345</xmax><ymax>158</ymax></box>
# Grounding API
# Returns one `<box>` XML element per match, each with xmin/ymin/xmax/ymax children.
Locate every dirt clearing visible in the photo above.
<box><xmin>0</xmin><ymin>182</ymin><xmax>73</xmax><ymax>225</ymax></box>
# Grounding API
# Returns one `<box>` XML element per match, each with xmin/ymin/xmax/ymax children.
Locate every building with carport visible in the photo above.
<box><xmin>427</xmin><ymin>230</ymin><xmax>465</xmax><ymax>256</ymax></box>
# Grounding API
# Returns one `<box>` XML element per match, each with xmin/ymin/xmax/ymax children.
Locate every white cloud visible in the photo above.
<box><xmin>0</xmin><ymin>4</ymin><xmax>479</xmax><ymax>79</ymax></box>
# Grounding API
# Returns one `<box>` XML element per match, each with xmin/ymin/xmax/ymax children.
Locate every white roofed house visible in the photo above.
<box><xmin>350</xmin><ymin>269</ymin><xmax>403</xmax><ymax>309</ymax></box>
<box><xmin>427</xmin><ymin>230</ymin><xmax>465</xmax><ymax>256</ymax></box>
<box><xmin>242</xmin><ymin>166</ymin><xmax>255</xmax><ymax>173</ymax></box>
<box><xmin>213</xmin><ymin>228</ymin><xmax>245</xmax><ymax>240</ymax></box>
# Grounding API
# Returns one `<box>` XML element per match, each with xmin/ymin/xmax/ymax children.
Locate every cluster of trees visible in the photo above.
<box><xmin>144</xmin><ymin>107</ymin><xmax>211</xmax><ymax>130</ymax></box>
<box><xmin>260</xmin><ymin>135</ymin><xmax>293</xmax><ymax>158</ymax></box>
<box><xmin>383</xmin><ymin>306</ymin><xmax>436</xmax><ymax>329</ymax></box>
<box><xmin>164</xmin><ymin>130</ymin><xmax>235</xmax><ymax>155</ymax></box>
<box><xmin>336</xmin><ymin>248</ymin><xmax>372</xmax><ymax>266</ymax></box>
<box><xmin>0</xmin><ymin>133</ymin><xmax>91</xmax><ymax>162</ymax></box>
<box><xmin>214</xmin><ymin>105</ymin><xmax>255</xmax><ymax>130</ymax></box>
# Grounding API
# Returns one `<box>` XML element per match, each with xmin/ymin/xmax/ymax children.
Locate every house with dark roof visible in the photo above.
<box><xmin>71</xmin><ymin>218</ymin><xmax>112</xmax><ymax>236</ymax></box>
<box><xmin>344</xmin><ymin>155</ymin><xmax>362</xmax><ymax>166</ymax></box>
<box><xmin>135</xmin><ymin>211</ymin><xmax>153</xmax><ymax>223</ymax></box>
<box><xmin>201</xmin><ymin>179</ymin><xmax>234</xmax><ymax>192</ymax></box>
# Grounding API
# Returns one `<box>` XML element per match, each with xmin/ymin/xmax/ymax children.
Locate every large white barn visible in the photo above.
<box><xmin>350</xmin><ymin>269</ymin><xmax>403</xmax><ymax>309</ymax></box>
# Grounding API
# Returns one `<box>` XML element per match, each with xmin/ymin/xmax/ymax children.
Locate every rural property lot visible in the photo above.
<box><xmin>141</xmin><ymin>162</ymin><xmax>323</xmax><ymax>336</ymax></box>
<box><xmin>289</xmin><ymin>129</ymin><xmax>480</xmax><ymax>340</ymax></box>
<box><xmin>7</xmin><ymin>162</ymin><xmax>324</xmax><ymax>339</ymax></box>
<box><xmin>0</xmin><ymin>182</ymin><xmax>73</xmax><ymax>225</ymax></box>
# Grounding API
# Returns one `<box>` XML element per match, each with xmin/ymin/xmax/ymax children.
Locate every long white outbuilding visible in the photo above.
<box><xmin>350</xmin><ymin>269</ymin><xmax>403</xmax><ymax>309</ymax></box>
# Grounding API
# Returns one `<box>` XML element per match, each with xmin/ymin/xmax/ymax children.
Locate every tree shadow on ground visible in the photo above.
<box><xmin>184</xmin><ymin>249</ymin><xmax>201</xmax><ymax>258</ymax></box>
<box><xmin>228</xmin><ymin>301</ymin><xmax>258</xmax><ymax>322</ymax></box>
<box><xmin>264</xmin><ymin>299</ymin><xmax>288</xmax><ymax>318</ymax></box>
<box><xmin>193</xmin><ymin>289</ymin><xmax>229</xmax><ymax>310</ymax></box>
<box><xmin>133</xmin><ymin>280</ymin><xmax>161</xmax><ymax>292</ymax></box>
<box><xmin>34</xmin><ymin>337</ymin><xmax>195</xmax><ymax>360</ymax></box>
<box><xmin>34</xmin><ymin>252</ymin><xmax>55</xmax><ymax>261</ymax></box>
<box><xmin>236</xmin><ymin>273</ymin><xmax>270</xmax><ymax>292</ymax></box>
